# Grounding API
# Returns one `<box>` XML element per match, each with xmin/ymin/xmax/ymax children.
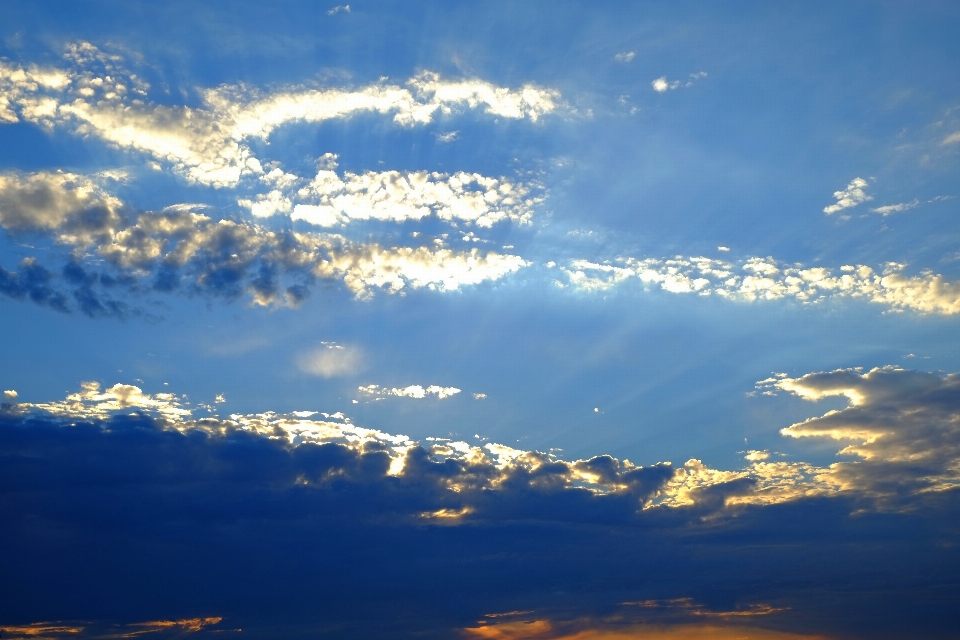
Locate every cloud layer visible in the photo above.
<box><xmin>2</xmin><ymin>371</ymin><xmax>960</xmax><ymax>638</ymax></box>
<box><xmin>559</xmin><ymin>254</ymin><xmax>960</xmax><ymax>315</ymax></box>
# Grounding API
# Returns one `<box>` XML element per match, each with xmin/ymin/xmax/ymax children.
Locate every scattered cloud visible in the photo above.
<box><xmin>327</xmin><ymin>4</ymin><xmax>350</xmax><ymax>15</ymax></box>
<box><xmin>435</xmin><ymin>130</ymin><xmax>459</xmax><ymax>143</ymax></box>
<box><xmin>823</xmin><ymin>177</ymin><xmax>872</xmax><ymax>214</ymax></box>
<box><xmin>296</xmin><ymin>343</ymin><xmax>364</xmax><ymax>378</ymax></box>
<box><xmin>651</xmin><ymin>72</ymin><xmax>707</xmax><ymax>93</ymax></box>
<box><xmin>358</xmin><ymin>384</ymin><xmax>462</xmax><ymax>399</ymax></box>
<box><xmin>614</xmin><ymin>51</ymin><xmax>636</xmax><ymax>63</ymax></box>
<box><xmin>559</xmin><ymin>254</ymin><xmax>960</xmax><ymax>315</ymax></box>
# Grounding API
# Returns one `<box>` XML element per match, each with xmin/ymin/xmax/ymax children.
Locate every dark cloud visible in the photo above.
<box><xmin>1</xmin><ymin>409</ymin><xmax>958</xmax><ymax>639</ymax></box>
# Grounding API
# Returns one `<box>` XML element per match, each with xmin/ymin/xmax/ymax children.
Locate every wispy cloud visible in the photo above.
<box><xmin>296</xmin><ymin>343</ymin><xmax>365</xmax><ymax>378</ymax></box>
<box><xmin>327</xmin><ymin>4</ymin><xmax>350</xmax><ymax>15</ymax></box>
<box><xmin>871</xmin><ymin>199</ymin><xmax>919</xmax><ymax>215</ymax></box>
<box><xmin>614</xmin><ymin>51</ymin><xmax>636</xmax><ymax>63</ymax></box>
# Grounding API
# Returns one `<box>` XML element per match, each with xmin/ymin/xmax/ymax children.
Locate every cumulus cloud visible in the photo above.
<box><xmin>0</xmin><ymin>170</ymin><xmax>124</xmax><ymax>238</ymax></box>
<box><xmin>0</xmin><ymin>171</ymin><xmax>530</xmax><ymax>310</ymax></box>
<box><xmin>358</xmin><ymin>384</ymin><xmax>462</xmax><ymax>399</ymax></box>
<box><xmin>248</xmin><ymin>154</ymin><xmax>542</xmax><ymax>229</ymax></box>
<box><xmin>823</xmin><ymin>177</ymin><xmax>872</xmax><ymax>214</ymax></box>
<box><xmin>296</xmin><ymin>343</ymin><xmax>365</xmax><ymax>377</ymax></box>
<box><xmin>0</xmin><ymin>43</ymin><xmax>561</xmax><ymax>188</ymax></box>
<box><xmin>614</xmin><ymin>51</ymin><xmax>636</xmax><ymax>63</ymax></box>
<box><xmin>559</xmin><ymin>254</ymin><xmax>960</xmax><ymax>315</ymax></box>
<box><xmin>651</xmin><ymin>72</ymin><xmax>707</xmax><ymax>92</ymax></box>
<box><xmin>4</xmin><ymin>376</ymin><xmax>960</xmax><ymax>637</ymax></box>
<box><xmin>327</xmin><ymin>4</ymin><xmax>350</xmax><ymax>15</ymax></box>
<box><xmin>758</xmin><ymin>366</ymin><xmax>960</xmax><ymax>501</ymax></box>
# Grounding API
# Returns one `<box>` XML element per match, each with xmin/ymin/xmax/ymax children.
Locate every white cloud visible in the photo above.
<box><xmin>651</xmin><ymin>72</ymin><xmax>707</xmax><ymax>92</ymax></box>
<box><xmin>435</xmin><ymin>131</ymin><xmax>458</xmax><ymax>143</ymax></box>
<box><xmin>614</xmin><ymin>51</ymin><xmax>636</xmax><ymax>63</ymax></box>
<box><xmin>327</xmin><ymin>4</ymin><xmax>350</xmax><ymax>15</ymax></box>
<box><xmin>270</xmin><ymin>157</ymin><xmax>541</xmax><ymax>228</ymax></box>
<box><xmin>560</xmin><ymin>254</ymin><xmax>960</xmax><ymax>315</ymax></box>
<box><xmin>942</xmin><ymin>130</ymin><xmax>960</xmax><ymax>145</ymax></box>
<box><xmin>0</xmin><ymin>43</ymin><xmax>561</xmax><ymax>188</ymax></box>
<box><xmin>3</xmin><ymin>390</ymin><xmax>17</xmax><ymax>400</ymax></box>
<box><xmin>870</xmin><ymin>199</ymin><xmax>919</xmax><ymax>216</ymax></box>
<box><xmin>358</xmin><ymin>384</ymin><xmax>462</xmax><ymax>399</ymax></box>
<box><xmin>296</xmin><ymin>343</ymin><xmax>364</xmax><ymax>377</ymax></box>
<box><xmin>473</xmin><ymin>393</ymin><xmax>487</xmax><ymax>400</ymax></box>
<box><xmin>823</xmin><ymin>177</ymin><xmax>872</xmax><ymax>214</ymax></box>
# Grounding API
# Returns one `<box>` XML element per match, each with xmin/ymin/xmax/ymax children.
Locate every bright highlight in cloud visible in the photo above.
<box><xmin>358</xmin><ymin>384</ymin><xmax>462</xmax><ymax>399</ymax></box>
<box><xmin>560</xmin><ymin>254</ymin><xmax>960</xmax><ymax>315</ymax></box>
<box><xmin>823</xmin><ymin>177</ymin><xmax>872</xmax><ymax>214</ymax></box>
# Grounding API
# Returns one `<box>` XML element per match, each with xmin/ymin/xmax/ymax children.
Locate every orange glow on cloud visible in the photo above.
<box><xmin>462</xmin><ymin>621</ymin><xmax>832</xmax><ymax>640</ymax></box>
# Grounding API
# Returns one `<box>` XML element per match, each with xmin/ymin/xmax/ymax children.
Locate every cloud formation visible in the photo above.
<box><xmin>871</xmin><ymin>199</ymin><xmax>919</xmax><ymax>216</ymax></box>
<box><xmin>614</xmin><ymin>51</ymin><xmax>636</xmax><ymax>63</ymax></box>
<box><xmin>651</xmin><ymin>72</ymin><xmax>707</xmax><ymax>92</ymax></box>
<box><xmin>242</xmin><ymin>154</ymin><xmax>542</xmax><ymax>229</ymax></box>
<box><xmin>0</xmin><ymin>171</ymin><xmax>530</xmax><ymax>310</ymax></box>
<box><xmin>0</xmin><ymin>43</ymin><xmax>561</xmax><ymax>187</ymax></box>
<box><xmin>559</xmin><ymin>254</ymin><xmax>960</xmax><ymax>315</ymax></box>
<box><xmin>823</xmin><ymin>177</ymin><xmax>871</xmax><ymax>214</ymax></box>
<box><xmin>358</xmin><ymin>384</ymin><xmax>462</xmax><ymax>399</ymax></box>
<box><xmin>758</xmin><ymin>366</ymin><xmax>960</xmax><ymax>501</ymax></box>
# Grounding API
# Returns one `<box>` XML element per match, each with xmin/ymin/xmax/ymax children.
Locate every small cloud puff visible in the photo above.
<box><xmin>824</xmin><ymin>177</ymin><xmax>872</xmax><ymax>214</ymax></box>
<box><xmin>614</xmin><ymin>51</ymin><xmax>636</xmax><ymax>63</ymax></box>
<box><xmin>651</xmin><ymin>72</ymin><xmax>707</xmax><ymax>92</ymax></box>
<box><xmin>327</xmin><ymin>4</ymin><xmax>350</xmax><ymax>15</ymax></box>
<box><xmin>297</xmin><ymin>343</ymin><xmax>365</xmax><ymax>378</ymax></box>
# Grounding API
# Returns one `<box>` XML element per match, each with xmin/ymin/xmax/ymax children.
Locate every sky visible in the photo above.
<box><xmin>1</xmin><ymin>1</ymin><xmax>960</xmax><ymax>638</ymax></box>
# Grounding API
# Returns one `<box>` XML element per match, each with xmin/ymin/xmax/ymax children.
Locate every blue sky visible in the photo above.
<box><xmin>2</xmin><ymin>2</ymin><xmax>960</xmax><ymax>638</ymax></box>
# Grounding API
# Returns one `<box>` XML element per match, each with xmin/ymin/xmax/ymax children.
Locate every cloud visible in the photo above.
<box><xmin>0</xmin><ymin>43</ymin><xmax>561</xmax><ymax>188</ymax></box>
<box><xmin>0</xmin><ymin>172</ymin><xmax>530</xmax><ymax>310</ymax></box>
<box><xmin>358</xmin><ymin>384</ymin><xmax>462</xmax><ymax>399</ymax></box>
<box><xmin>941</xmin><ymin>130</ymin><xmax>960</xmax><ymax>145</ymax></box>
<box><xmin>327</xmin><ymin>4</ymin><xmax>350</xmax><ymax>15</ymax></box>
<box><xmin>0</xmin><ymin>617</ymin><xmax>224</xmax><ymax>639</ymax></box>
<box><xmin>435</xmin><ymin>130</ymin><xmax>459</xmax><ymax>143</ymax></box>
<box><xmin>3</xmin><ymin>376</ymin><xmax>960</xmax><ymax>637</ymax></box>
<box><xmin>758</xmin><ymin>366</ymin><xmax>960</xmax><ymax>501</ymax></box>
<box><xmin>870</xmin><ymin>199</ymin><xmax>919</xmax><ymax>215</ymax></box>
<box><xmin>296</xmin><ymin>343</ymin><xmax>365</xmax><ymax>377</ymax></box>
<box><xmin>559</xmin><ymin>254</ymin><xmax>960</xmax><ymax>315</ymax></box>
<box><xmin>614</xmin><ymin>51</ymin><xmax>636</xmax><ymax>63</ymax></box>
<box><xmin>0</xmin><ymin>170</ymin><xmax>124</xmax><ymax>237</ymax></box>
<box><xmin>252</xmin><ymin>154</ymin><xmax>542</xmax><ymax>229</ymax></box>
<box><xmin>651</xmin><ymin>72</ymin><xmax>707</xmax><ymax>93</ymax></box>
<box><xmin>823</xmin><ymin>177</ymin><xmax>872</xmax><ymax>214</ymax></box>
